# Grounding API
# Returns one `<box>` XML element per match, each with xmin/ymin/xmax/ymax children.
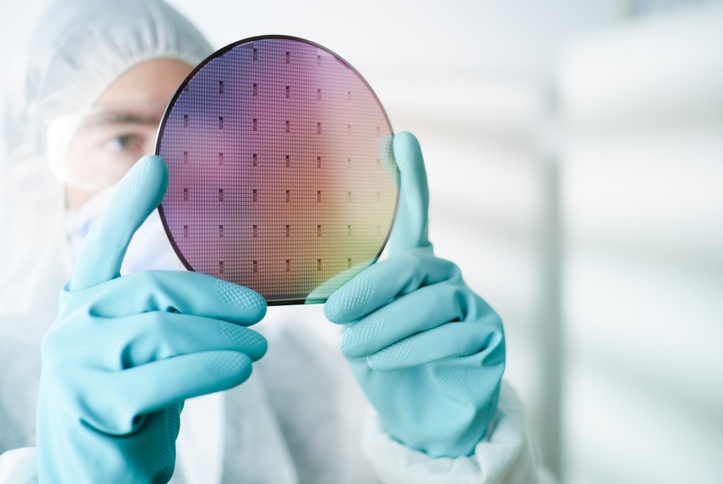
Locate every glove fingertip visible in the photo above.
<box><xmin>143</xmin><ymin>156</ymin><xmax>169</xmax><ymax>209</ymax></box>
<box><xmin>204</xmin><ymin>351</ymin><xmax>253</xmax><ymax>384</ymax></box>
<box><xmin>219</xmin><ymin>323</ymin><xmax>268</xmax><ymax>361</ymax></box>
<box><xmin>392</xmin><ymin>131</ymin><xmax>421</xmax><ymax>157</ymax></box>
<box><xmin>214</xmin><ymin>280</ymin><xmax>267</xmax><ymax>324</ymax></box>
<box><xmin>324</xmin><ymin>276</ymin><xmax>373</xmax><ymax>323</ymax></box>
<box><xmin>393</xmin><ymin>132</ymin><xmax>423</xmax><ymax>172</ymax></box>
<box><xmin>367</xmin><ymin>339</ymin><xmax>413</xmax><ymax>371</ymax></box>
<box><xmin>323</xmin><ymin>297</ymin><xmax>345</xmax><ymax>323</ymax></box>
<box><xmin>117</xmin><ymin>155</ymin><xmax>169</xmax><ymax>209</ymax></box>
<box><xmin>245</xmin><ymin>332</ymin><xmax>268</xmax><ymax>362</ymax></box>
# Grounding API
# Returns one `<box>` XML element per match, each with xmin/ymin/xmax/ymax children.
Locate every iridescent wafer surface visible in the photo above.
<box><xmin>157</xmin><ymin>36</ymin><xmax>398</xmax><ymax>304</ymax></box>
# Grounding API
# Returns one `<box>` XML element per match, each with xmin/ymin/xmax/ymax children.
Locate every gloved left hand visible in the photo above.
<box><xmin>37</xmin><ymin>156</ymin><xmax>268</xmax><ymax>483</ymax></box>
<box><xmin>324</xmin><ymin>132</ymin><xmax>505</xmax><ymax>458</ymax></box>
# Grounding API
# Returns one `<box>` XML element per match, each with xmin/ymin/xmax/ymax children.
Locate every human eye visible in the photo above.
<box><xmin>105</xmin><ymin>133</ymin><xmax>145</xmax><ymax>152</ymax></box>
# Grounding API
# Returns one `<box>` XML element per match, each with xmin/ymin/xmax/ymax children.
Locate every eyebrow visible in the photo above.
<box><xmin>85</xmin><ymin>111</ymin><xmax>162</xmax><ymax>128</ymax></box>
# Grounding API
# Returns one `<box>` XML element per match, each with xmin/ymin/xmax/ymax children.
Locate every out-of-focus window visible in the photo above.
<box><xmin>560</xmin><ymin>3</ymin><xmax>723</xmax><ymax>483</ymax></box>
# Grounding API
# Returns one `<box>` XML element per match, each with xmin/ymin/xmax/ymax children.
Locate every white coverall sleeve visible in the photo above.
<box><xmin>0</xmin><ymin>448</ymin><xmax>38</xmax><ymax>484</ymax></box>
<box><xmin>361</xmin><ymin>381</ymin><xmax>556</xmax><ymax>484</ymax></box>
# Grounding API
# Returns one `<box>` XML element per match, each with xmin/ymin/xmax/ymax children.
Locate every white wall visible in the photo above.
<box><xmin>559</xmin><ymin>4</ymin><xmax>723</xmax><ymax>483</ymax></box>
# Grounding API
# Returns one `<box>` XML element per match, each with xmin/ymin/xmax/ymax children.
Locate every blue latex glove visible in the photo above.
<box><xmin>37</xmin><ymin>156</ymin><xmax>268</xmax><ymax>483</ymax></box>
<box><xmin>325</xmin><ymin>132</ymin><xmax>505</xmax><ymax>458</ymax></box>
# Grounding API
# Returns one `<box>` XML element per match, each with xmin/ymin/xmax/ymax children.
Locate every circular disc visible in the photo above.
<box><xmin>156</xmin><ymin>36</ymin><xmax>398</xmax><ymax>305</ymax></box>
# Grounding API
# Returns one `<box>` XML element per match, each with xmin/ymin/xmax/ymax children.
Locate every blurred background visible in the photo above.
<box><xmin>2</xmin><ymin>0</ymin><xmax>722</xmax><ymax>482</ymax></box>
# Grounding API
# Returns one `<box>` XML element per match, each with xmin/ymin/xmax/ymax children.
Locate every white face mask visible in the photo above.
<box><xmin>65</xmin><ymin>185</ymin><xmax>187</xmax><ymax>275</ymax></box>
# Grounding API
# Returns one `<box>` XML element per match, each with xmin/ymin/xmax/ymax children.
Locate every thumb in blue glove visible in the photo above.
<box><xmin>325</xmin><ymin>132</ymin><xmax>505</xmax><ymax>458</ymax></box>
<box><xmin>37</xmin><ymin>156</ymin><xmax>268</xmax><ymax>483</ymax></box>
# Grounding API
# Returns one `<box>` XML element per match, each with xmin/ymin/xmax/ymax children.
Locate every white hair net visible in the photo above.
<box><xmin>3</xmin><ymin>0</ymin><xmax>212</xmax><ymax>161</ymax></box>
<box><xmin>0</xmin><ymin>0</ymin><xmax>212</xmax><ymax>451</ymax></box>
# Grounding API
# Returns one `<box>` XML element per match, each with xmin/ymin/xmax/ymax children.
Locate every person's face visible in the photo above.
<box><xmin>64</xmin><ymin>59</ymin><xmax>193</xmax><ymax>209</ymax></box>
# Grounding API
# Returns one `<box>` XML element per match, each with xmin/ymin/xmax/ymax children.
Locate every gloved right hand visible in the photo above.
<box><xmin>37</xmin><ymin>156</ymin><xmax>268</xmax><ymax>483</ymax></box>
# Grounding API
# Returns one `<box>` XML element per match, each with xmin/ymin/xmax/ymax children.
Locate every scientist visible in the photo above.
<box><xmin>0</xmin><ymin>0</ymin><xmax>553</xmax><ymax>482</ymax></box>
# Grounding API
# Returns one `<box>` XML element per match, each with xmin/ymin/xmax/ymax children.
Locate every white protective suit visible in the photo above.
<box><xmin>0</xmin><ymin>0</ymin><xmax>553</xmax><ymax>482</ymax></box>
